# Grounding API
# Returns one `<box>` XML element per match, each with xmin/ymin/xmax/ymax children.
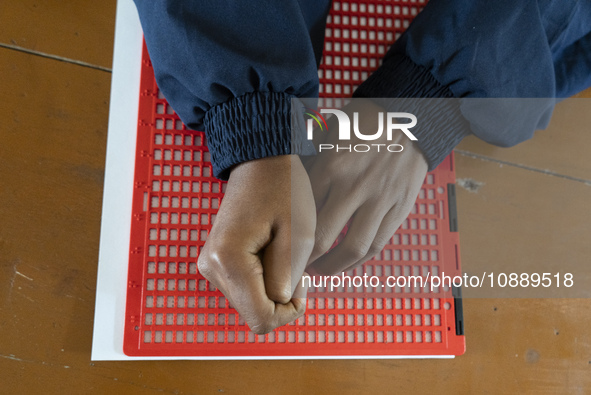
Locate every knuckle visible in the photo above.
<box><xmin>267</xmin><ymin>288</ymin><xmax>292</xmax><ymax>305</ymax></box>
<box><xmin>314</xmin><ymin>227</ymin><xmax>336</xmax><ymax>255</ymax></box>
<box><xmin>197</xmin><ymin>255</ymin><xmax>223</xmax><ymax>292</ymax></box>
<box><xmin>294</xmin><ymin>299</ymin><xmax>307</xmax><ymax>316</ymax></box>
<box><xmin>197</xmin><ymin>244</ymin><xmax>242</xmax><ymax>278</ymax></box>
<box><xmin>248</xmin><ymin>318</ymin><xmax>273</xmax><ymax>335</ymax></box>
<box><xmin>196</xmin><ymin>254</ymin><xmax>213</xmax><ymax>278</ymax></box>
<box><xmin>313</xmin><ymin>242</ymin><xmax>332</xmax><ymax>258</ymax></box>
<box><xmin>344</xmin><ymin>238</ymin><xmax>372</xmax><ymax>261</ymax></box>
<box><xmin>244</xmin><ymin>306</ymin><xmax>275</xmax><ymax>335</ymax></box>
<box><xmin>208</xmin><ymin>248</ymin><xmax>237</xmax><ymax>266</ymax></box>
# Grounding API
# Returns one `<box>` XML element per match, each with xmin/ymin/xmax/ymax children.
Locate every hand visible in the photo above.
<box><xmin>197</xmin><ymin>155</ymin><xmax>316</xmax><ymax>334</ymax></box>
<box><xmin>306</xmin><ymin>100</ymin><xmax>428</xmax><ymax>275</ymax></box>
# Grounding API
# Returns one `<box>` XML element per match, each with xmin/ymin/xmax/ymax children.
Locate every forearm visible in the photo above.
<box><xmin>354</xmin><ymin>0</ymin><xmax>591</xmax><ymax>169</ymax></box>
<box><xmin>134</xmin><ymin>0</ymin><xmax>329</xmax><ymax>179</ymax></box>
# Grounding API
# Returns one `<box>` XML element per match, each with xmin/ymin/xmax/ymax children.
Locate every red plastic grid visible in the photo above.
<box><xmin>124</xmin><ymin>0</ymin><xmax>465</xmax><ymax>357</ymax></box>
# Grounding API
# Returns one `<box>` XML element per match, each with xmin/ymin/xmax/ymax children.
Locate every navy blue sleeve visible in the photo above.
<box><xmin>354</xmin><ymin>0</ymin><xmax>591</xmax><ymax>170</ymax></box>
<box><xmin>134</xmin><ymin>0</ymin><xmax>330</xmax><ymax>180</ymax></box>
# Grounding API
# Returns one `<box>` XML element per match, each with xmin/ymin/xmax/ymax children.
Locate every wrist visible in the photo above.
<box><xmin>204</xmin><ymin>92</ymin><xmax>315</xmax><ymax>181</ymax></box>
<box><xmin>353</xmin><ymin>54</ymin><xmax>470</xmax><ymax>170</ymax></box>
<box><xmin>228</xmin><ymin>155</ymin><xmax>296</xmax><ymax>183</ymax></box>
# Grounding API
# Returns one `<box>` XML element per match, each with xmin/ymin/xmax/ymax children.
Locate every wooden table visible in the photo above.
<box><xmin>1</xmin><ymin>1</ymin><xmax>590</xmax><ymax>393</ymax></box>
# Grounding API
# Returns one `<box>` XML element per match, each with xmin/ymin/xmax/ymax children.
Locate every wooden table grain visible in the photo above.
<box><xmin>1</xmin><ymin>2</ymin><xmax>590</xmax><ymax>394</ymax></box>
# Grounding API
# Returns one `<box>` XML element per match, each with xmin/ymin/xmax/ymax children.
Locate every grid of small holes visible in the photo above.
<box><xmin>138</xmin><ymin>0</ymin><xmax>452</xmax><ymax>346</ymax></box>
<box><xmin>143</xmin><ymin>295</ymin><xmax>447</xmax><ymax>345</ymax></box>
<box><xmin>143</xmin><ymin>122</ymin><xmax>450</xmax><ymax>344</ymax></box>
<box><xmin>142</xmin><ymin>111</ymin><xmax>449</xmax><ymax>345</ymax></box>
<box><xmin>148</xmin><ymin>92</ymin><xmax>225</xmax><ymax>265</ymax></box>
<box><xmin>319</xmin><ymin>0</ymin><xmax>426</xmax><ymax>97</ymax></box>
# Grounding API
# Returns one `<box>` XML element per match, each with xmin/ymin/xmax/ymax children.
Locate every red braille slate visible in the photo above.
<box><xmin>124</xmin><ymin>0</ymin><xmax>465</xmax><ymax>357</ymax></box>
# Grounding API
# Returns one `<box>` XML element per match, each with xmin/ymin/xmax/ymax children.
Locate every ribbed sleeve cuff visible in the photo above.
<box><xmin>353</xmin><ymin>54</ymin><xmax>471</xmax><ymax>171</ymax></box>
<box><xmin>204</xmin><ymin>91</ymin><xmax>316</xmax><ymax>180</ymax></box>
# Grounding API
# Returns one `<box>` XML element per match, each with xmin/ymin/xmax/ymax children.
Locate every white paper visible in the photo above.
<box><xmin>91</xmin><ymin>0</ymin><xmax>142</xmax><ymax>361</ymax></box>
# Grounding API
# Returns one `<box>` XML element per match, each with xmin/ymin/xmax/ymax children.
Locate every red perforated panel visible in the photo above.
<box><xmin>124</xmin><ymin>0</ymin><xmax>464</xmax><ymax>357</ymax></box>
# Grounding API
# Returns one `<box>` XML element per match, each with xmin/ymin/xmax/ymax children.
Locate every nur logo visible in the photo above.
<box><xmin>303</xmin><ymin>108</ymin><xmax>329</xmax><ymax>135</ymax></box>
<box><xmin>304</xmin><ymin>108</ymin><xmax>418</xmax><ymax>153</ymax></box>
